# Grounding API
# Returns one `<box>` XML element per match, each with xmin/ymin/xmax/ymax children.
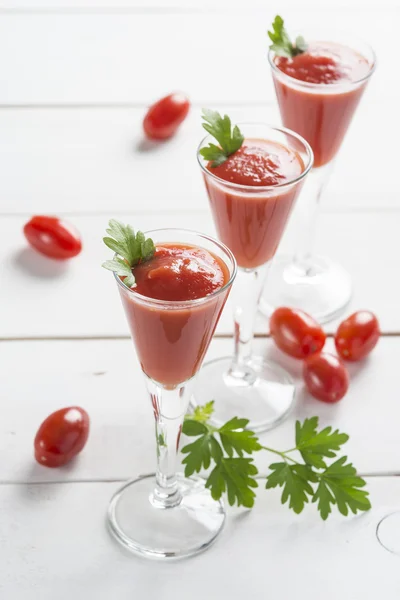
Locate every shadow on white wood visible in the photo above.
<box><xmin>0</xmin><ymin>9</ymin><xmax>390</xmax><ymax>105</ymax></box>
<box><xmin>0</xmin><ymin>103</ymin><xmax>394</xmax><ymax>215</ymax></box>
<box><xmin>0</xmin><ymin>337</ymin><xmax>398</xmax><ymax>484</ymax></box>
<box><xmin>1</xmin><ymin>477</ymin><xmax>399</xmax><ymax>599</ymax></box>
<box><xmin>0</xmin><ymin>211</ymin><xmax>398</xmax><ymax>338</ymax></box>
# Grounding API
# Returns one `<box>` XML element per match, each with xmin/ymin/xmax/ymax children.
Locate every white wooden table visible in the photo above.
<box><xmin>1</xmin><ymin>1</ymin><xmax>400</xmax><ymax>597</ymax></box>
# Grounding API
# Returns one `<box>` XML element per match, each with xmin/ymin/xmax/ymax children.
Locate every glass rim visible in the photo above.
<box><xmin>197</xmin><ymin>122</ymin><xmax>314</xmax><ymax>192</ymax></box>
<box><xmin>267</xmin><ymin>34</ymin><xmax>377</xmax><ymax>90</ymax></box>
<box><xmin>113</xmin><ymin>227</ymin><xmax>237</xmax><ymax>308</ymax></box>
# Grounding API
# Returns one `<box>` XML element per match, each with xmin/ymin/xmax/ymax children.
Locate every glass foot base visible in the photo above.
<box><xmin>107</xmin><ymin>473</ymin><xmax>225</xmax><ymax>560</ymax></box>
<box><xmin>259</xmin><ymin>254</ymin><xmax>352</xmax><ymax>324</ymax></box>
<box><xmin>192</xmin><ymin>355</ymin><xmax>295</xmax><ymax>433</ymax></box>
<box><xmin>376</xmin><ymin>512</ymin><xmax>400</xmax><ymax>555</ymax></box>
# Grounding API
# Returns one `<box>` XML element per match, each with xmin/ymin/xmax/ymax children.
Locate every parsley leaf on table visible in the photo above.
<box><xmin>182</xmin><ymin>413</ymin><xmax>260</xmax><ymax>507</ymax></box>
<box><xmin>218</xmin><ymin>417</ymin><xmax>263</xmax><ymax>457</ymax></box>
<box><xmin>190</xmin><ymin>401</ymin><xmax>216</xmax><ymax>424</ymax></box>
<box><xmin>183</xmin><ymin>405</ymin><xmax>371</xmax><ymax>519</ymax></box>
<box><xmin>295</xmin><ymin>417</ymin><xmax>349</xmax><ymax>469</ymax></box>
<box><xmin>268</xmin><ymin>15</ymin><xmax>307</xmax><ymax>59</ymax></box>
<box><xmin>207</xmin><ymin>458</ymin><xmax>259</xmax><ymax>508</ymax></box>
<box><xmin>199</xmin><ymin>109</ymin><xmax>244</xmax><ymax>167</ymax></box>
<box><xmin>266</xmin><ymin>463</ymin><xmax>318</xmax><ymax>514</ymax></box>
<box><xmin>265</xmin><ymin>418</ymin><xmax>370</xmax><ymax>519</ymax></box>
<box><xmin>180</xmin><ymin>422</ymin><xmax>218</xmax><ymax>474</ymax></box>
<box><xmin>313</xmin><ymin>457</ymin><xmax>372</xmax><ymax>520</ymax></box>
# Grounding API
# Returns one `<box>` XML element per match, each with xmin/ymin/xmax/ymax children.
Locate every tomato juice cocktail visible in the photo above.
<box><xmin>106</xmin><ymin>226</ymin><xmax>236</xmax><ymax>559</ymax></box>
<box><xmin>117</xmin><ymin>242</ymin><xmax>232</xmax><ymax>387</ymax></box>
<box><xmin>260</xmin><ymin>24</ymin><xmax>376</xmax><ymax>324</ymax></box>
<box><xmin>196</xmin><ymin>121</ymin><xmax>313</xmax><ymax>433</ymax></box>
<box><xmin>270</xmin><ymin>41</ymin><xmax>373</xmax><ymax>167</ymax></box>
<box><xmin>202</xmin><ymin>138</ymin><xmax>305</xmax><ymax>269</ymax></box>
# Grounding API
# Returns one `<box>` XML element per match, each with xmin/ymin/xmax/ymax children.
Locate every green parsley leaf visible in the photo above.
<box><xmin>181</xmin><ymin>410</ymin><xmax>260</xmax><ymax>503</ymax></box>
<box><xmin>218</xmin><ymin>417</ymin><xmax>262</xmax><ymax>457</ymax></box>
<box><xmin>199</xmin><ymin>109</ymin><xmax>244</xmax><ymax>167</ymax></box>
<box><xmin>266</xmin><ymin>462</ymin><xmax>318</xmax><ymax>514</ymax></box>
<box><xmin>182</xmin><ymin>420</ymin><xmax>209</xmax><ymax>437</ymax></box>
<box><xmin>295</xmin><ymin>417</ymin><xmax>349</xmax><ymax>469</ymax></box>
<box><xmin>102</xmin><ymin>257</ymin><xmax>136</xmax><ymax>288</ymax></box>
<box><xmin>313</xmin><ymin>457</ymin><xmax>371</xmax><ymax>520</ymax></box>
<box><xmin>141</xmin><ymin>237</ymin><xmax>156</xmax><ymax>261</ymax></box>
<box><xmin>206</xmin><ymin>458</ymin><xmax>258</xmax><ymax>508</ymax></box>
<box><xmin>199</xmin><ymin>144</ymin><xmax>228</xmax><ymax>168</ymax></box>
<box><xmin>102</xmin><ymin>258</ymin><xmax>131</xmax><ymax>277</ymax></box>
<box><xmin>102</xmin><ymin>219</ymin><xmax>155</xmax><ymax>286</ymax></box>
<box><xmin>295</xmin><ymin>35</ymin><xmax>308</xmax><ymax>53</ymax></box>
<box><xmin>268</xmin><ymin>15</ymin><xmax>307</xmax><ymax>59</ymax></box>
<box><xmin>187</xmin><ymin>401</ymin><xmax>215</xmax><ymax>424</ymax></box>
<box><xmin>181</xmin><ymin>425</ymin><xmax>223</xmax><ymax>476</ymax></box>
<box><xmin>180</xmin><ymin>403</ymin><xmax>370</xmax><ymax>519</ymax></box>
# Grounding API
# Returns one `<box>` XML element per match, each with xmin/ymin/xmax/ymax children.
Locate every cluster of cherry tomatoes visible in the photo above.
<box><xmin>270</xmin><ymin>307</ymin><xmax>380</xmax><ymax>403</ymax></box>
<box><xmin>32</xmin><ymin>310</ymin><xmax>380</xmax><ymax>468</ymax></box>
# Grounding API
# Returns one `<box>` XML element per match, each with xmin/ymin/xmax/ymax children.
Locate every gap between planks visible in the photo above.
<box><xmin>0</xmin><ymin>100</ymin><xmax>275</xmax><ymax>110</ymax></box>
<box><xmin>2</xmin><ymin>206</ymin><xmax>400</xmax><ymax>219</ymax></box>
<box><xmin>0</xmin><ymin>472</ymin><xmax>399</xmax><ymax>487</ymax></box>
<box><xmin>0</xmin><ymin>333</ymin><xmax>264</xmax><ymax>342</ymax></box>
<box><xmin>0</xmin><ymin>5</ymin><xmax>391</xmax><ymax>16</ymax></box>
<box><xmin>0</xmin><ymin>332</ymin><xmax>399</xmax><ymax>342</ymax></box>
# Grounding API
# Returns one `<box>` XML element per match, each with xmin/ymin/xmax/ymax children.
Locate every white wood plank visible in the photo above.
<box><xmin>0</xmin><ymin>337</ymin><xmax>397</xmax><ymax>484</ymax></box>
<box><xmin>251</xmin><ymin>336</ymin><xmax>399</xmax><ymax>477</ymax></box>
<box><xmin>0</xmin><ymin>211</ymin><xmax>398</xmax><ymax>338</ymax></box>
<box><xmin>0</xmin><ymin>103</ymin><xmax>397</xmax><ymax>214</ymax></box>
<box><xmin>1</xmin><ymin>1</ymin><xmax>396</xmax><ymax>10</ymax></box>
<box><xmin>0</xmin><ymin>477</ymin><xmax>399</xmax><ymax>599</ymax></box>
<box><xmin>0</xmin><ymin>9</ymin><xmax>392</xmax><ymax>105</ymax></box>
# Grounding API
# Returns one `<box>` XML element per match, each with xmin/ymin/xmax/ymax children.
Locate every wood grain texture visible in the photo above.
<box><xmin>0</xmin><ymin>0</ymin><xmax>396</xmax><ymax>10</ymax></box>
<box><xmin>0</xmin><ymin>336</ymin><xmax>396</xmax><ymax>483</ymax></box>
<box><xmin>1</xmin><ymin>211</ymin><xmax>398</xmax><ymax>338</ymax></box>
<box><xmin>0</xmin><ymin>477</ymin><xmax>399</xmax><ymax>599</ymax></box>
<box><xmin>0</xmin><ymin>103</ymin><xmax>395</xmax><ymax>215</ymax></box>
<box><xmin>0</xmin><ymin>3</ymin><xmax>399</xmax><ymax>588</ymax></box>
<box><xmin>0</xmin><ymin>9</ymin><xmax>391</xmax><ymax>105</ymax></box>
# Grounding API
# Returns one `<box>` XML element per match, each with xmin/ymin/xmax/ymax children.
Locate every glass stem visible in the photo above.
<box><xmin>229</xmin><ymin>263</ymin><xmax>270</xmax><ymax>377</ymax></box>
<box><xmin>145</xmin><ymin>376</ymin><xmax>195</xmax><ymax>509</ymax></box>
<box><xmin>293</xmin><ymin>162</ymin><xmax>334</xmax><ymax>270</ymax></box>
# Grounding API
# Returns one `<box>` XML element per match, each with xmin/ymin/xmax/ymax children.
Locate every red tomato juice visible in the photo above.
<box><xmin>118</xmin><ymin>244</ymin><xmax>231</xmax><ymax>387</ymax></box>
<box><xmin>272</xmin><ymin>42</ymin><xmax>372</xmax><ymax>167</ymax></box>
<box><xmin>204</xmin><ymin>139</ymin><xmax>305</xmax><ymax>269</ymax></box>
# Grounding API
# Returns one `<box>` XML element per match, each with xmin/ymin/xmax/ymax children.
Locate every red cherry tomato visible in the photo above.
<box><xmin>335</xmin><ymin>311</ymin><xmax>380</xmax><ymax>361</ymax></box>
<box><xmin>143</xmin><ymin>93</ymin><xmax>190</xmax><ymax>140</ymax></box>
<box><xmin>24</xmin><ymin>216</ymin><xmax>82</xmax><ymax>260</ymax></box>
<box><xmin>270</xmin><ymin>307</ymin><xmax>326</xmax><ymax>359</ymax></box>
<box><xmin>303</xmin><ymin>353</ymin><xmax>349</xmax><ymax>403</ymax></box>
<box><xmin>34</xmin><ymin>407</ymin><xmax>90</xmax><ymax>468</ymax></box>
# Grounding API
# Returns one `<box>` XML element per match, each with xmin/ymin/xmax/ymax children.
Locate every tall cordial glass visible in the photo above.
<box><xmin>107</xmin><ymin>228</ymin><xmax>236</xmax><ymax>559</ymax></box>
<box><xmin>260</xmin><ymin>29</ymin><xmax>376</xmax><ymax>322</ymax></box>
<box><xmin>194</xmin><ymin>124</ymin><xmax>313</xmax><ymax>432</ymax></box>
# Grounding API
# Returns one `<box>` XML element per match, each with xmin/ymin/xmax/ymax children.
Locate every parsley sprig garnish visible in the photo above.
<box><xmin>268</xmin><ymin>15</ymin><xmax>307</xmax><ymax>59</ymax></box>
<box><xmin>182</xmin><ymin>404</ymin><xmax>371</xmax><ymax>519</ymax></box>
<box><xmin>102</xmin><ymin>219</ymin><xmax>155</xmax><ymax>288</ymax></box>
<box><xmin>199</xmin><ymin>109</ymin><xmax>244</xmax><ymax>168</ymax></box>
